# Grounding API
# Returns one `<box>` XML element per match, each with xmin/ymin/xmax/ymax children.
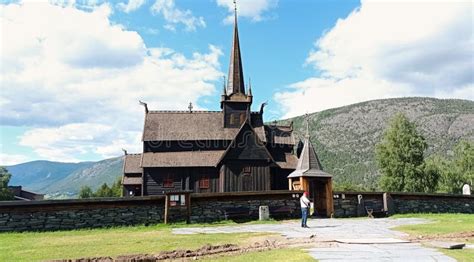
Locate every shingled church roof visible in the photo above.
<box><xmin>287</xmin><ymin>126</ymin><xmax>331</xmax><ymax>178</ymax></box>
<box><xmin>143</xmin><ymin>111</ymin><xmax>238</xmax><ymax>141</ymax></box>
<box><xmin>123</xmin><ymin>154</ymin><xmax>142</xmax><ymax>174</ymax></box>
<box><xmin>266</xmin><ymin>125</ymin><xmax>296</xmax><ymax>145</ymax></box>
<box><xmin>122</xmin><ymin>154</ymin><xmax>143</xmax><ymax>185</ymax></box>
<box><xmin>142</xmin><ymin>111</ymin><xmax>270</xmax><ymax>143</ymax></box>
<box><xmin>141</xmin><ymin>150</ymin><xmax>225</xmax><ymax>167</ymax></box>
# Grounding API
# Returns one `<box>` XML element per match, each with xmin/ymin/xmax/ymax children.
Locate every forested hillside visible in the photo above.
<box><xmin>285</xmin><ymin>97</ymin><xmax>474</xmax><ymax>190</ymax></box>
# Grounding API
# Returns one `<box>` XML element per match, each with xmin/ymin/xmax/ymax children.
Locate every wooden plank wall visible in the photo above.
<box><xmin>144</xmin><ymin>167</ymin><xmax>219</xmax><ymax>195</ymax></box>
<box><xmin>223</xmin><ymin>163</ymin><xmax>271</xmax><ymax>192</ymax></box>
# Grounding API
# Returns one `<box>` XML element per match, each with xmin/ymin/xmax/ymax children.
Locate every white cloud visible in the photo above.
<box><xmin>18</xmin><ymin>123</ymin><xmax>141</xmax><ymax>161</ymax></box>
<box><xmin>276</xmin><ymin>0</ymin><xmax>473</xmax><ymax>118</ymax></box>
<box><xmin>0</xmin><ymin>153</ymin><xmax>30</xmax><ymax>166</ymax></box>
<box><xmin>117</xmin><ymin>0</ymin><xmax>146</xmax><ymax>13</ymax></box>
<box><xmin>151</xmin><ymin>0</ymin><xmax>205</xmax><ymax>31</ymax></box>
<box><xmin>216</xmin><ymin>0</ymin><xmax>278</xmax><ymax>23</ymax></box>
<box><xmin>1</xmin><ymin>2</ymin><xmax>223</xmax><ymax>161</ymax></box>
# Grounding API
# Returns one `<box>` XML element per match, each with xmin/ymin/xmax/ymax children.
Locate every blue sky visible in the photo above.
<box><xmin>1</xmin><ymin>0</ymin><xmax>472</xmax><ymax>164</ymax></box>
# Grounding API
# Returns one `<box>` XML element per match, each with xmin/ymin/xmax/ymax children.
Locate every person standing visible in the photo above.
<box><xmin>300</xmin><ymin>191</ymin><xmax>310</xmax><ymax>228</ymax></box>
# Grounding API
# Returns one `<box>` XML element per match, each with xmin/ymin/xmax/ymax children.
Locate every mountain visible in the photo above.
<box><xmin>284</xmin><ymin>97</ymin><xmax>474</xmax><ymax>190</ymax></box>
<box><xmin>47</xmin><ymin>157</ymin><xmax>123</xmax><ymax>195</ymax></box>
<box><xmin>7</xmin><ymin>157</ymin><xmax>124</xmax><ymax>197</ymax></box>
<box><xmin>8</xmin><ymin>160</ymin><xmax>93</xmax><ymax>193</ymax></box>
<box><xmin>6</xmin><ymin>97</ymin><xmax>474</xmax><ymax>196</ymax></box>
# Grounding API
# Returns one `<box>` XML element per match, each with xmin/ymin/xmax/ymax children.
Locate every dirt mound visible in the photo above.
<box><xmin>48</xmin><ymin>235</ymin><xmax>325</xmax><ymax>262</ymax></box>
<box><xmin>409</xmin><ymin>231</ymin><xmax>474</xmax><ymax>242</ymax></box>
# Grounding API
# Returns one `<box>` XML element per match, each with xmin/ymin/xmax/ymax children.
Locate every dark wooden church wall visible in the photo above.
<box><xmin>144</xmin><ymin>167</ymin><xmax>219</xmax><ymax>195</ymax></box>
<box><xmin>144</xmin><ymin>167</ymin><xmax>184</xmax><ymax>195</ymax></box>
<box><xmin>224</xmin><ymin>103</ymin><xmax>248</xmax><ymax>128</ymax></box>
<box><xmin>271</xmin><ymin>168</ymin><xmax>291</xmax><ymax>190</ymax></box>
<box><xmin>222</xmin><ymin>162</ymin><xmax>271</xmax><ymax>192</ymax></box>
<box><xmin>123</xmin><ymin>185</ymin><xmax>142</xmax><ymax>197</ymax></box>
<box><xmin>192</xmin><ymin>170</ymin><xmax>220</xmax><ymax>193</ymax></box>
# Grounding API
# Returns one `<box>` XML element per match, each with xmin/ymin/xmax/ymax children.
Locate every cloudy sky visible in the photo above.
<box><xmin>1</xmin><ymin>0</ymin><xmax>472</xmax><ymax>165</ymax></box>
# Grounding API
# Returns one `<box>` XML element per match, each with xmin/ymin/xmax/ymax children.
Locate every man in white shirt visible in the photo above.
<box><xmin>300</xmin><ymin>191</ymin><xmax>310</xmax><ymax>228</ymax></box>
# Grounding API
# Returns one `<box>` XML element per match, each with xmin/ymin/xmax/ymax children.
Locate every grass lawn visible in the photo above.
<box><xmin>202</xmin><ymin>248</ymin><xmax>315</xmax><ymax>262</ymax></box>
<box><xmin>392</xmin><ymin>213</ymin><xmax>474</xmax><ymax>261</ymax></box>
<box><xmin>0</xmin><ymin>222</ymin><xmax>278</xmax><ymax>262</ymax></box>
<box><xmin>393</xmin><ymin>213</ymin><xmax>474</xmax><ymax>235</ymax></box>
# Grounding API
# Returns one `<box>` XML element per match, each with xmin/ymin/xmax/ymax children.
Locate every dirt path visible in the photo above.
<box><xmin>407</xmin><ymin>230</ymin><xmax>474</xmax><ymax>241</ymax></box>
<box><xmin>50</xmin><ymin>236</ymin><xmax>330</xmax><ymax>262</ymax></box>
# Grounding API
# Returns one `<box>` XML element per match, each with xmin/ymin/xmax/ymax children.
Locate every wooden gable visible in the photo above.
<box><xmin>220</xmin><ymin>122</ymin><xmax>273</xmax><ymax>162</ymax></box>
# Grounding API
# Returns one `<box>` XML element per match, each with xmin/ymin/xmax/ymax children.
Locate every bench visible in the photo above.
<box><xmin>223</xmin><ymin>207</ymin><xmax>251</xmax><ymax>220</ymax></box>
<box><xmin>269</xmin><ymin>206</ymin><xmax>293</xmax><ymax>218</ymax></box>
<box><xmin>364</xmin><ymin>200</ymin><xmax>387</xmax><ymax>218</ymax></box>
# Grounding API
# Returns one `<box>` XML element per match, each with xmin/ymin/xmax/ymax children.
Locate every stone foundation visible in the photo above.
<box><xmin>0</xmin><ymin>191</ymin><xmax>301</xmax><ymax>232</ymax></box>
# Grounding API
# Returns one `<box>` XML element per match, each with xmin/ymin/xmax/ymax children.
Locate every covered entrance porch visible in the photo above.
<box><xmin>287</xmin><ymin>120</ymin><xmax>334</xmax><ymax>217</ymax></box>
<box><xmin>289</xmin><ymin>175</ymin><xmax>333</xmax><ymax>217</ymax></box>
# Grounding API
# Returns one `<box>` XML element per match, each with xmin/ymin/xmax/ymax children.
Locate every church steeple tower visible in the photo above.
<box><xmin>227</xmin><ymin>0</ymin><xmax>245</xmax><ymax>95</ymax></box>
<box><xmin>221</xmin><ymin>0</ymin><xmax>253</xmax><ymax>128</ymax></box>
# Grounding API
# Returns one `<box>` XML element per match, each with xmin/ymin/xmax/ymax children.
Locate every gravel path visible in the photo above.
<box><xmin>173</xmin><ymin>218</ymin><xmax>456</xmax><ymax>262</ymax></box>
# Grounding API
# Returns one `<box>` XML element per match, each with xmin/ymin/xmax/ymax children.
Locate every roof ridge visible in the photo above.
<box><xmin>148</xmin><ymin>110</ymin><xmax>222</xmax><ymax>114</ymax></box>
<box><xmin>266</xmin><ymin>124</ymin><xmax>293</xmax><ymax>129</ymax></box>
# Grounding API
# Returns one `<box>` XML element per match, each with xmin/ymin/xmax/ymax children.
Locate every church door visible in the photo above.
<box><xmin>242</xmin><ymin>173</ymin><xmax>252</xmax><ymax>191</ymax></box>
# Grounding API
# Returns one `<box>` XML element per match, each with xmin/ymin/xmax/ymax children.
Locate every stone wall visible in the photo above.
<box><xmin>333</xmin><ymin>191</ymin><xmax>474</xmax><ymax>218</ymax></box>
<box><xmin>0</xmin><ymin>191</ymin><xmax>301</xmax><ymax>232</ymax></box>
<box><xmin>391</xmin><ymin>193</ymin><xmax>473</xmax><ymax>214</ymax></box>
<box><xmin>0</xmin><ymin>197</ymin><xmax>165</xmax><ymax>232</ymax></box>
<box><xmin>190</xmin><ymin>192</ymin><xmax>301</xmax><ymax>222</ymax></box>
<box><xmin>1</xmin><ymin>190</ymin><xmax>472</xmax><ymax>232</ymax></box>
<box><xmin>333</xmin><ymin>192</ymin><xmax>385</xmax><ymax>217</ymax></box>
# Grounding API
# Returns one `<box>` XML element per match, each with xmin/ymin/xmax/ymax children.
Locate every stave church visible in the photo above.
<box><xmin>122</xmin><ymin>7</ymin><xmax>332</xmax><ymax>215</ymax></box>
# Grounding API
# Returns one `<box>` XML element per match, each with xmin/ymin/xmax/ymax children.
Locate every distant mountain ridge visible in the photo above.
<box><xmin>6</xmin><ymin>97</ymin><xmax>474</xmax><ymax>196</ymax></box>
<box><xmin>8</xmin><ymin>157</ymin><xmax>124</xmax><ymax>197</ymax></box>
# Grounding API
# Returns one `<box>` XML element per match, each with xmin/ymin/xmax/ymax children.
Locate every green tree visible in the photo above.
<box><xmin>421</xmin><ymin>156</ymin><xmax>442</xmax><ymax>193</ymax></box>
<box><xmin>78</xmin><ymin>186</ymin><xmax>94</xmax><ymax>199</ymax></box>
<box><xmin>110</xmin><ymin>177</ymin><xmax>123</xmax><ymax>197</ymax></box>
<box><xmin>376</xmin><ymin>113</ymin><xmax>429</xmax><ymax>192</ymax></box>
<box><xmin>453</xmin><ymin>140</ymin><xmax>474</xmax><ymax>187</ymax></box>
<box><xmin>78</xmin><ymin>178</ymin><xmax>122</xmax><ymax>199</ymax></box>
<box><xmin>438</xmin><ymin>140</ymin><xmax>474</xmax><ymax>193</ymax></box>
<box><xmin>0</xmin><ymin>167</ymin><xmax>14</xmax><ymax>201</ymax></box>
<box><xmin>94</xmin><ymin>183</ymin><xmax>114</xmax><ymax>197</ymax></box>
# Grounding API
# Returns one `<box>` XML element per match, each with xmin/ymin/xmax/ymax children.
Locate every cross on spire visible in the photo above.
<box><xmin>234</xmin><ymin>0</ymin><xmax>237</xmax><ymax>15</ymax></box>
<box><xmin>188</xmin><ymin>102</ymin><xmax>193</xmax><ymax>113</ymax></box>
<box><xmin>304</xmin><ymin>113</ymin><xmax>310</xmax><ymax>138</ymax></box>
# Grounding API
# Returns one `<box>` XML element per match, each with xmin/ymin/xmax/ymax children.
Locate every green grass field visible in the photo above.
<box><xmin>0</xmin><ymin>222</ymin><xmax>276</xmax><ymax>262</ymax></box>
<box><xmin>393</xmin><ymin>213</ymin><xmax>474</xmax><ymax>261</ymax></box>
<box><xmin>3</xmin><ymin>214</ymin><xmax>472</xmax><ymax>262</ymax></box>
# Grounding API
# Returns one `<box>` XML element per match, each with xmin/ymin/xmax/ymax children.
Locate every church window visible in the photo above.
<box><xmin>163</xmin><ymin>175</ymin><xmax>174</xmax><ymax>188</ymax></box>
<box><xmin>230</xmin><ymin>113</ymin><xmax>239</xmax><ymax>126</ymax></box>
<box><xmin>199</xmin><ymin>175</ymin><xmax>210</xmax><ymax>189</ymax></box>
<box><xmin>243</xmin><ymin>166</ymin><xmax>251</xmax><ymax>174</ymax></box>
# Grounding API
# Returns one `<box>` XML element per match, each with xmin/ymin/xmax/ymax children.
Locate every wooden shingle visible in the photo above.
<box><xmin>141</xmin><ymin>150</ymin><xmax>225</xmax><ymax>167</ymax></box>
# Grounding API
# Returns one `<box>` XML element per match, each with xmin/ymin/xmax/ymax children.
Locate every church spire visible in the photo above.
<box><xmin>227</xmin><ymin>0</ymin><xmax>245</xmax><ymax>95</ymax></box>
